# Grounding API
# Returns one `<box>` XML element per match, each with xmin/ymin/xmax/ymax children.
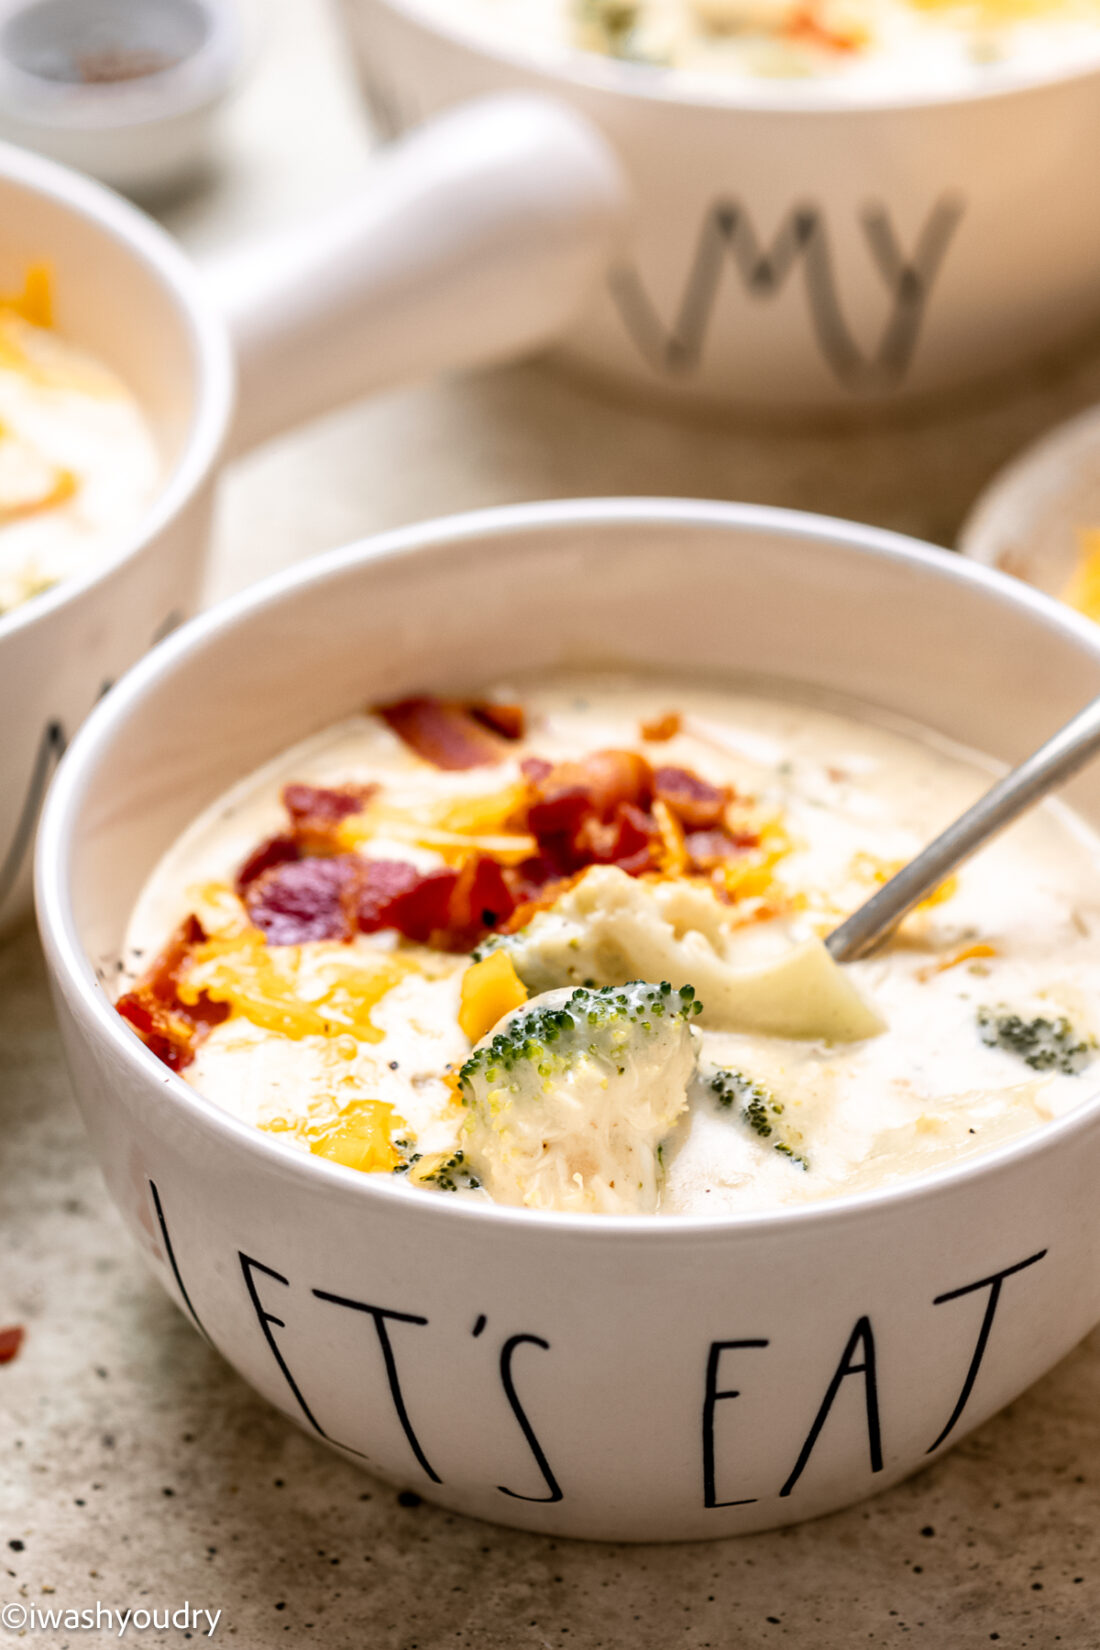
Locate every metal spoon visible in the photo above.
<box><xmin>826</xmin><ymin>695</ymin><xmax>1100</xmax><ymax>964</ymax></box>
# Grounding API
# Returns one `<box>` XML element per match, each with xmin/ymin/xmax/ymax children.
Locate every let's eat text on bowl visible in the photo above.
<box><xmin>36</xmin><ymin>500</ymin><xmax>1100</xmax><ymax>1541</ymax></box>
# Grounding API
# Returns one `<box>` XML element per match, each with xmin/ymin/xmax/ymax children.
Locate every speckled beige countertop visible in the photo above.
<box><xmin>4</xmin><ymin>2</ymin><xmax>1100</xmax><ymax>1645</ymax></box>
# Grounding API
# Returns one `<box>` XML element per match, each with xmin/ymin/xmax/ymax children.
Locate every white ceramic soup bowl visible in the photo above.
<box><xmin>0</xmin><ymin>104</ymin><xmax>623</xmax><ymax>933</ymax></box>
<box><xmin>338</xmin><ymin>0</ymin><xmax>1100</xmax><ymax>415</ymax></box>
<box><xmin>36</xmin><ymin>499</ymin><xmax>1100</xmax><ymax>1541</ymax></box>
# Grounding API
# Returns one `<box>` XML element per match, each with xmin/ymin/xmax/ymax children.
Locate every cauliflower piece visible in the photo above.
<box><xmin>458</xmin><ymin>980</ymin><xmax>701</xmax><ymax>1214</ymax></box>
<box><xmin>479</xmin><ymin>866</ymin><xmax>883</xmax><ymax>1042</ymax></box>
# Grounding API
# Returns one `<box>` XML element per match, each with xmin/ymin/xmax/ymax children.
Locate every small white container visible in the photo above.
<box><xmin>0</xmin><ymin>0</ymin><xmax>244</xmax><ymax>196</ymax></box>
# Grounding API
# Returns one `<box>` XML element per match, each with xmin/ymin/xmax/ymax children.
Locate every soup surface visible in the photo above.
<box><xmin>425</xmin><ymin>0</ymin><xmax>1100</xmax><ymax>94</ymax></box>
<box><xmin>120</xmin><ymin>675</ymin><xmax>1100</xmax><ymax>1217</ymax></box>
<box><xmin>0</xmin><ymin>270</ymin><xmax>159</xmax><ymax>618</ymax></box>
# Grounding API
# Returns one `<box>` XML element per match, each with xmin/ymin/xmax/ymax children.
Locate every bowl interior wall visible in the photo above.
<box><xmin>62</xmin><ymin>513</ymin><xmax>1100</xmax><ymax>975</ymax></box>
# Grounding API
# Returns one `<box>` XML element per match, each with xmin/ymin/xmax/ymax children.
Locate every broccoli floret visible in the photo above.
<box><xmin>710</xmin><ymin>1068</ymin><xmax>808</xmax><ymax>1170</ymax></box>
<box><xmin>470</xmin><ymin>929</ymin><xmax>514</xmax><ymax>965</ymax></box>
<box><xmin>459</xmin><ymin>981</ymin><xmax>702</xmax><ymax>1214</ymax></box>
<box><xmin>460</xmin><ymin>979</ymin><xmax>700</xmax><ymax>1085</ymax></box>
<box><xmin>576</xmin><ymin>0</ymin><xmax>641</xmax><ymax>52</ymax></box>
<box><xmin>977</xmin><ymin>1007</ymin><xmax>1094</xmax><ymax>1075</ymax></box>
<box><xmin>393</xmin><ymin>1145</ymin><xmax>480</xmax><ymax>1193</ymax></box>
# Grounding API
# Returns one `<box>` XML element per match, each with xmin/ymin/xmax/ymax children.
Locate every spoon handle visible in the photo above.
<box><xmin>826</xmin><ymin>694</ymin><xmax>1100</xmax><ymax>964</ymax></box>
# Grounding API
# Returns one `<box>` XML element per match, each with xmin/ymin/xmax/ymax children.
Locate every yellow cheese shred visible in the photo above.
<box><xmin>178</xmin><ymin>926</ymin><xmax>416</xmax><ymax>1043</ymax></box>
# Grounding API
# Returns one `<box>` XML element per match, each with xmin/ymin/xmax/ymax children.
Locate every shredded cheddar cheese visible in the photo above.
<box><xmin>851</xmin><ymin>852</ymin><xmax>957</xmax><ymax>910</ymax></box>
<box><xmin>308</xmin><ymin>1098</ymin><xmax>406</xmax><ymax>1172</ymax></box>
<box><xmin>652</xmin><ymin>797</ymin><xmax>689</xmax><ymax>875</ymax></box>
<box><xmin>178</xmin><ymin>927</ymin><xmax>417</xmax><ymax>1043</ymax></box>
<box><xmin>337</xmin><ymin>784</ymin><xmax>536</xmax><ymax>864</ymax></box>
<box><xmin>917</xmin><ymin>941</ymin><xmax>997</xmax><ymax>981</ymax></box>
<box><xmin>260</xmin><ymin>1096</ymin><xmax>407</xmax><ymax>1173</ymax></box>
<box><xmin>459</xmin><ymin>950</ymin><xmax>528</xmax><ymax>1042</ymax></box>
<box><xmin>718</xmin><ymin>816</ymin><xmax>793</xmax><ymax>902</ymax></box>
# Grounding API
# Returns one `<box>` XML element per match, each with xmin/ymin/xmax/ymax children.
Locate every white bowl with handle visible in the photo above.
<box><xmin>35</xmin><ymin>497</ymin><xmax>1100</xmax><ymax>1541</ymax></box>
<box><xmin>0</xmin><ymin>102</ymin><xmax>623</xmax><ymax>932</ymax></box>
<box><xmin>336</xmin><ymin>0</ymin><xmax>1100</xmax><ymax>415</ymax></box>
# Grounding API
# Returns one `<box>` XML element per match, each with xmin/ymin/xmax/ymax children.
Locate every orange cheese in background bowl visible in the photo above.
<box><xmin>1062</xmin><ymin>529</ymin><xmax>1100</xmax><ymax>623</ymax></box>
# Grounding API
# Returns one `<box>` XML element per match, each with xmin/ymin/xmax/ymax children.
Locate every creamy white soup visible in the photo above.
<box><xmin>119</xmin><ymin>675</ymin><xmax>1100</xmax><ymax>1217</ymax></box>
<box><xmin>0</xmin><ymin>270</ymin><xmax>159</xmax><ymax>618</ymax></box>
<box><xmin>428</xmin><ymin>0</ymin><xmax>1100</xmax><ymax>94</ymax></box>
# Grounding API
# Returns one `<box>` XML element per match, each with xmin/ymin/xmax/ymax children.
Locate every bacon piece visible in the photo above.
<box><xmin>116</xmin><ymin>916</ymin><xmax>228</xmax><ymax>1073</ymax></box>
<box><xmin>356</xmin><ymin>858</ymin><xmax>422</xmax><ymax>930</ymax></box>
<box><xmin>451</xmin><ymin>855</ymin><xmax>516</xmax><ymax>944</ymax></box>
<box><xmin>235</xmin><ymin>832</ymin><xmax>299</xmax><ymax>894</ymax></box>
<box><xmin>383</xmin><ymin>869</ymin><xmax>460</xmax><ymax>946</ymax></box>
<box><xmin>361</xmin><ymin>863</ymin><xmax>458</xmax><ymax>946</ymax></box>
<box><xmin>354</xmin><ymin>854</ymin><xmax>518</xmax><ymax>951</ymax></box>
<box><xmin>235</xmin><ymin>787</ymin><xmax>373</xmax><ymax>888</ymax></box>
<box><xmin>653</xmin><ymin>765</ymin><xmax>729</xmax><ymax>830</ymax></box>
<box><xmin>245</xmin><ymin>855</ymin><xmax>362</xmax><ymax>945</ymax></box>
<box><xmin>377</xmin><ymin>697</ymin><xmax>505</xmax><ymax>770</ymax></box>
<box><xmin>526</xmin><ymin>749</ymin><xmax>652</xmax><ymax>835</ymax></box>
<box><xmin>573</xmin><ymin>801</ymin><xmax>659</xmax><ymax>876</ymax></box>
<box><xmin>640</xmin><ymin>711</ymin><xmax>682</xmax><ymax>743</ymax></box>
<box><xmin>684</xmin><ymin>829</ymin><xmax>744</xmax><ymax>870</ymax></box>
<box><xmin>577</xmin><ymin>750</ymin><xmax>652</xmax><ymax>817</ymax></box>
<box><xmin>282</xmin><ymin>782</ymin><xmax>374</xmax><ymax>853</ymax></box>
<box><xmin>469</xmin><ymin>701</ymin><xmax>525</xmax><ymax>741</ymax></box>
<box><xmin>605</xmin><ymin>803</ymin><xmax>660</xmax><ymax>874</ymax></box>
<box><xmin>522</xmin><ymin>750</ymin><xmax>656</xmax><ymax>876</ymax></box>
<box><xmin>502</xmin><ymin>870</ymin><xmax>586</xmax><ymax>936</ymax></box>
<box><xmin>508</xmin><ymin>852</ymin><xmax>562</xmax><ymax>906</ymax></box>
<box><xmin>527</xmin><ymin>778</ymin><xmax>592</xmax><ymax>841</ymax></box>
<box><xmin>0</xmin><ymin>1325</ymin><xmax>24</xmax><ymax>1364</ymax></box>
<box><xmin>241</xmin><ymin>850</ymin><xmax>521</xmax><ymax>954</ymax></box>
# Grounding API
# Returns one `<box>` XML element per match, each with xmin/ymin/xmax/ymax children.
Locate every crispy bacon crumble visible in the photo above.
<box><xmin>377</xmin><ymin>697</ymin><xmax>508</xmax><ymax>770</ymax></box>
<box><xmin>0</xmin><ymin>1325</ymin><xmax>25</xmax><ymax>1365</ymax></box>
<box><xmin>116</xmin><ymin>916</ymin><xmax>228</xmax><ymax>1072</ymax></box>
<box><xmin>640</xmin><ymin>710</ymin><xmax>682</xmax><ymax>742</ymax></box>
<box><xmin>119</xmin><ymin>698</ymin><xmax>768</xmax><ymax>1072</ymax></box>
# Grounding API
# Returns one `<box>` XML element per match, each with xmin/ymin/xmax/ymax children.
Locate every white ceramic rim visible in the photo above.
<box><xmin>0</xmin><ymin>136</ymin><xmax>233</xmax><ymax>643</ymax></box>
<box><xmin>382</xmin><ymin>0</ymin><xmax>1100</xmax><ymax>115</ymax></box>
<box><xmin>36</xmin><ymin>496</ymin><xmax>1100</xmax><ymax>1242</ymax></box>
<box><xmin>958</xmin><ymin>402</ymin><xmax>1100</xmax><ymax>568</ymax></box>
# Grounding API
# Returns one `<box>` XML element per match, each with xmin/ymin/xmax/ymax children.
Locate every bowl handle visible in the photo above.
<box><xmin>205</xmin><ymin>92</ymin><xmax>627</xmax><ymax>456</ymax></box>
